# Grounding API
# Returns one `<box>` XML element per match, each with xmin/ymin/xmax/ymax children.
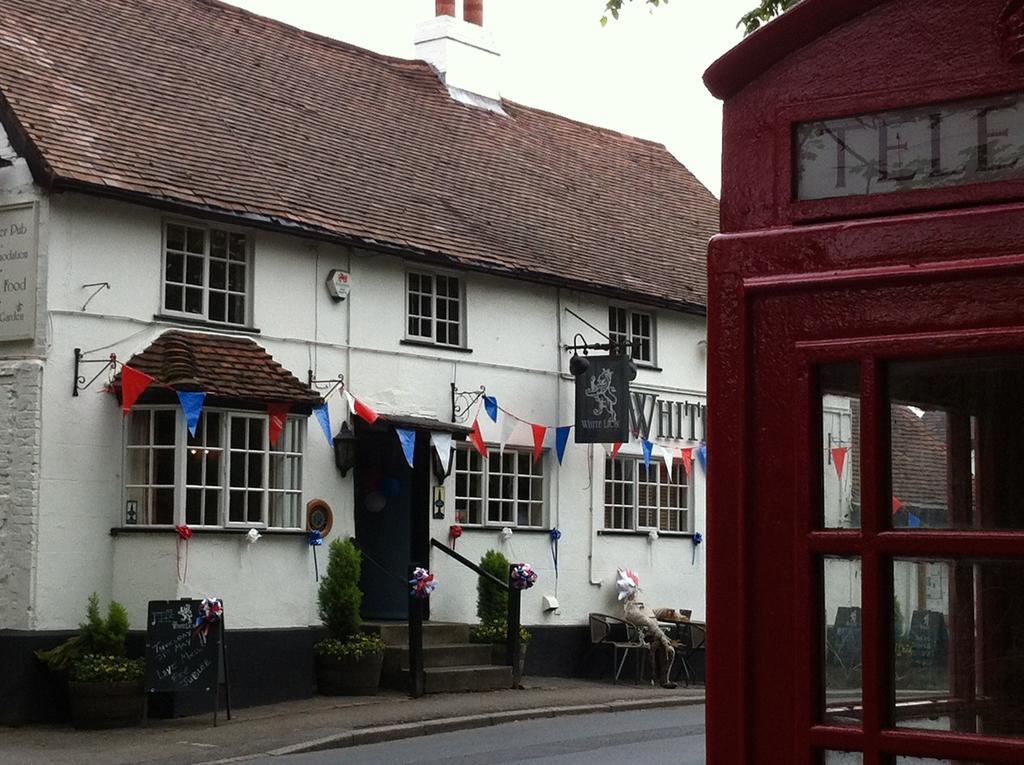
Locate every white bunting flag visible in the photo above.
<box><xmin>430</xmin><ymin>431</ymin><xmax>453</xmax><ymax>475</ymax></box>
<box><xmin>657</xmin><ymin>444</ymin><xmax>674</xmax><ymax>474</ymax></box>
<box><xmin>499</xmin><ymin>412</ymin><xmax>519</xmax><ymax>453</ymax></box>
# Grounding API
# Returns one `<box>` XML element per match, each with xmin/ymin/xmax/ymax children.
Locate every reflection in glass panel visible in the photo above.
<box><xmin>822</xmin><ymin>752</ymin><xmax>863</xmax><ymax>764</ymax></box>
<box><xmin>893</xmin><ymin>558</ymin><xmax>1024</xmax><ymax>737</ymax></box>
<box><xmin>895</xmin><ymin>759</ymin><xmax>987</xmax><ymax>764</ymax></box>
<box><xmin>820</xmin><ymin>364</ymin><xmax>861</xmax><ymax>529</ymax></box>
<box><xmin>823</xmin><ymin>557</ymin><xmax>863</xmax><ymax>724</ymax></box>
<box><xmin>884</xmin><ymin>357</ymin><xmax>1024</xmax><ymax>530</ymax></box>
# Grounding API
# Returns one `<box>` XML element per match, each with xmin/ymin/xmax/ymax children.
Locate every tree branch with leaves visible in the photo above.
<box><xmin>602</xmin><ymin>0</ymin><xmax>800</xmax><ymax>35</ymax></box>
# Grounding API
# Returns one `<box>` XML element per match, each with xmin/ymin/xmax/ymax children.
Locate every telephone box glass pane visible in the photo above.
<box><xmin>893</xmin><ymin>558</ymin><xmax>1024</xmax><ymax>737</ymax></box>
<box><xmin>895</xmin><ymin>759</ymin><xmax>990</xmax><ymax>764</ymax></box>
<box><xmin>821</xmin><ymin>364</ymin><xmax>861</xmax><ymax>529</ymax></box>
<box><xmin>823</xmin><ymin>556</ymin><xmax>862</xmax><ymax>724</ymax></box>
<box><xmin>822</xmin><ymin>752</ymin><xmax>863</xmax><ymax>763</ymax></box>
<box><xmin>885</xmin><ymin>356</ymin><xmax>1024</xmax><ymax>530</ymax></box>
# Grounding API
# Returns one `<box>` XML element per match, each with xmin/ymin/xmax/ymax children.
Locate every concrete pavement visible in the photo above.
<box><xmin>0</xmin><ymin>677</ymin><xmax>705</xmax><ymax>765</ymax></box>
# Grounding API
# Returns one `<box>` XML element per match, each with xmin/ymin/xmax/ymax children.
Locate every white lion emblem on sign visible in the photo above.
<box><xmin>584</xmin><ymin>368</ymin><xmax>618</xmax><ymax>420</ymax></box>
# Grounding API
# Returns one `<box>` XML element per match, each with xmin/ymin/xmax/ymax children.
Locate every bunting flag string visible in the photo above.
<box><xmin>396</xmin><ymin>427</ymin><xmax>417</xmax><ymax>468</ymax></box>
<box><xmin>313</xmin><ymin>404</ymin><xmax>333</xmax><ymax>446</ymax></box>
<box><xmin>267</xmin><ymin>403</ymin><xmax>290</xmax><ymax>447</ymax></box>
<box><xmin>697</xmin><ymin>443</ymin><xmax>708</xmax><ymax>473</ymax></box>
<box><xmin>641</xmin><ymin>439</ymin><xmax>654</xmax><ymax>467</ymax></box>
<box><xmin>499</xmin><ymin>411</ymin><xmax>518</xmax><ymax>453</ymax></box>
<box><xmin>176</xmin><ymin>391</ymin><xmax>206</xmax><ymax>437</ymax></box>
<box><xmin>555</xmin><ymin>426</ymin><xmax>571</xmax><ymax>465</ymax></box>
<box><xmin>344</xmin><ymin>389</ymin><xmax>379</xmax><ymax>425</ymax></box>
<box><xmin>121</xmin><ymin>365</ymin><xmax>155</xmax><ymax>414</ymax></box>
<box><xmin>831</xmin><ymin>447</ymin><xmax>848</xmax><ymax>479</ymax></box>
<box><xmin>469</xmin><ymin>419</ymin><xmax>489</xmax><ymax>458</ymax></box>
<box><xmin>680</xmin><ymin>447</ymin><xmax>694</xmax><ymax>477</ymax></box>
<box><xmin>611</xmin><ymin>442</ymin><xmax>623</xmax><ymax>459</ymax></box>
<box><xmin>483</xmin><ymin>395</ymin><xmax>499</xmax><ymax>422</ymax></box>
<box><xmin>531</xmin><ymin>423</ymin><xmax>547</xmax><ymax>464</ymax></box>
<box><xmin>430</xmin><ymin>431</ymin><xmax>453</xmax><ymax>474</ymax></box>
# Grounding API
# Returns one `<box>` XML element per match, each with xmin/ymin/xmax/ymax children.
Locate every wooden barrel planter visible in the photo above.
<box><xmin>316</xmin><ymin>652</ymin><xmax>383</xmax><ymax>696</ymax></box>
<box><xmin>67</xmin><ymin>680</ymin><xmax>145</xmax><ymax>729</ymax></box>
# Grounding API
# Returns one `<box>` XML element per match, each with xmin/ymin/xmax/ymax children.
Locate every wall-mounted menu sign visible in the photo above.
<box><xmin>796</xmin><ymin>92</ymin><xmax>1024</xmax><ymax>200</ymax></box>
<box><xmin>0</xmin><ymin>203</ymin><xmax>37</xmax><ymax>342</ymax></box>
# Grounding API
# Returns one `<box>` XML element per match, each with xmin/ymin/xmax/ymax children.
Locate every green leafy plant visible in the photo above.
<box><xmin>477</xmin><ymin>549</ymin><xmax>509</xmax><ymax>624</ymax></box>
<box><xmin>69</xmin><ymin>654</ymin><xmax>144</xmax><ymax>683</ymax></box>
<box><xmin>318</xmin><ymin>538</ymin><xmax>363</xmax><ymax>641</ymax></box>
<box><xmin>469</xmin><ymin>619</ymin><xmax>531</xmax><ymax>645</ymax></box>
<box><xmin>314</xmin><ymin>538</ymin><xmax>383</xmax><ymax>660</ymax></box>
<box><xmin>315</xmin><ymin>633</ymin><xmax>387</xmax><ymax>661</ymax></box>
<box><xmin>36</xmin><ymin>593</ymin><xmax>131</xmax><ymax>672</ymax></box>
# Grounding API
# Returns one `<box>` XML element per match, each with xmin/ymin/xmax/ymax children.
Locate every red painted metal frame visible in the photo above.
<box><xmin>709</xmin><ymin>212</ymin><xmax>1024</xmax><ymax>764</ymax></box>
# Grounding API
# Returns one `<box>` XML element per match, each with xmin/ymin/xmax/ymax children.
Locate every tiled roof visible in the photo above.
<box><xmin>116</xmin><ymin>330</ymin><xmax>322</xmax><ymax>410</ymax></box>
<box><xmin>0</xmin><ymin>0</ymin><xmax>718</xmax><ymax>311</ymax></box>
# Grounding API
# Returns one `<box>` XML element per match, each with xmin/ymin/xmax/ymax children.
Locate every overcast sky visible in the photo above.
<box><xmin>223</xmin><ymin>0</ymin><xmax>752</xmax><ymax>196</ymax></box>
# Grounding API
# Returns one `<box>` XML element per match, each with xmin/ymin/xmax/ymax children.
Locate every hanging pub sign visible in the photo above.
<box><xmin>574</xmin><ymin>354</ymin><xmax>632</xmax><ymax>443</ymax></box>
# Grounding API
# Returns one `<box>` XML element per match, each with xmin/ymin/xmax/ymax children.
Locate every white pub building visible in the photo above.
<box><xmin>0</xmin><ymin>0</ymin><xmax>718</xmax><ymax>720</ymax></box>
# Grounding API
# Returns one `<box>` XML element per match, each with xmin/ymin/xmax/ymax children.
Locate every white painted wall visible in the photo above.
<box><xmin>4</xmin><ymin>187</ymin><xmax>708</xmax><ymax>632</ymax></box>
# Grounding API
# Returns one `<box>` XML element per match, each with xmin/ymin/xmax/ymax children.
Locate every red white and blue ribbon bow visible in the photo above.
<box><xmin>193</xmin><ymin>597</ymin><xmax>222</xmax><ymax>645</ymax></box>
<box><xmin>510</xmin><ymin>563</ymin><xmax>538</xmax><ymax>590</ymax></box>
<box><xmin>409</xmin><ymin>567</ymin><xmax>436</xmax><ymax>598</ymax></box>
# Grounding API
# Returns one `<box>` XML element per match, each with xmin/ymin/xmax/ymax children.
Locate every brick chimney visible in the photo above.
<box><xmin>415</xmin><ymin>0</ymin><xmax>501</xmax><ymax>109</ymax></box>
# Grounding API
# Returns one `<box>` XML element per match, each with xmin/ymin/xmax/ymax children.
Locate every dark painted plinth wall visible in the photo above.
<box><xmin>1</xmin><ymin>624</ymin><xmax>703</xmax><ymax>725</ymax></box>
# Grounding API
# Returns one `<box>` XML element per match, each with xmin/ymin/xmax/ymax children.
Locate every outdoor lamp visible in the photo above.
<box><xmin>332</xmin><ymin>422</ymin><xmax>357</xmax><ymax>477</ymax></box>
<box><xmin>569</xmin><ymin>352</ymin><xmax>589</xmax><ymax>377</ymax></box>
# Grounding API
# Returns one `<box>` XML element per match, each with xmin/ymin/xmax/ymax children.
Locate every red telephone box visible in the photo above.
<box><xmin>704</xmin><ymin>1</ymin><xmax>1024</xmax><ymax>762</ymax></box>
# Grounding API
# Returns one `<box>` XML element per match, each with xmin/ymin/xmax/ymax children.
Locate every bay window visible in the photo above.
<box><xmin>125</xmin><ymin>407</ymin><xmax>304</xmax><ymax>529</ymax></box>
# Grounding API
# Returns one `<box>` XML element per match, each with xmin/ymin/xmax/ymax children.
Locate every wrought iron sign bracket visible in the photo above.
<box><xmin>564</xmin><ymin>332</ymin><xmax>636</xmax><ymax>357</ymax></box>
<box><xmin>308</xmin><ymin>370</ymin><xmax>345</xmax><ymax>399</ymax></box>
<box><xmin>73</xmin><ymin>348</ymin><xmax>118</xmax><ymax>397</ymax></box>
<box><xmin>451</xmin><ymin>383</ymin><xmax>486</xmax><ymax>423</ymax></box>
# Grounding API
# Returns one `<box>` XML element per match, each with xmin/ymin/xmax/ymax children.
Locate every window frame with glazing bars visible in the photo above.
<box><xmin>602</xmin><ymin>455</ymin><xmax>691</xmax><ymax>532</ymax></box>
<box><xmin>451</xmin><ymin>442</ymin><xmax>545</xmax><ymax>529</ymax></box>
<box><xmin>161</xmin><ymin>220</ymin><xmax>253</xmax><ymax>327</ymax></box>
<box><xmin>608</xmin><ymin>304</ymin><xmax>657</xmax><ymax>366</ymax></box>
<box><xmin>123</xmin><ymin>406</ymin><xmax>304</xmax><ymax>530</ymax></box>
<box><xmin>406</xmin><ymin>270</ymin><xmax>465</xmax><ymax>348</ymax></box>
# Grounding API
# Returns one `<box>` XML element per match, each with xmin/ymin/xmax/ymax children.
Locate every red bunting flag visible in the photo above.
<box><xmin>892</xmin><ymin>496</ymin><xmax>904</xmax><ymax>514</ymax></box>
<box><xmin>531</xmin><ymin>423</ymin><xmax>547</xmax><ymax>464</ymax></box>
<box><xmin>120</xmin><ymin>365</ymin><xmax>154</xmax><ymax>414</ymax></box>
<box><xmin>267</xmin><ymin>403</ymin><xmax>290</xmax><ymax>446</ymax></box>
<box><xmin>680</xmin><ymin>447</ymin><xmax>694</xmax><ymax>478</ymax></box>
<box><xmin>831</xmin><ymin>447</ymin><xmax>848</xmax><ymax>479</ymax></box>
<box><xmin>610</xmin><ymin>442</ymin><xmax>623</xmax><ymax>459</ymax></box>
<box><xmin>345</xmin><ymin>390</ymin><xmax>379</xmax><ymax>425</ymax></box>
<box><xmin>469</xmin><ymin>419</ymin><xmax>489</xmax><ymax>458</ymax></box>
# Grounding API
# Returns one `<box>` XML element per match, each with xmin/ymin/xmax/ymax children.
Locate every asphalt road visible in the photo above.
<box><xmin>260</xmin><ymin>706</ymin><xmax>707</xmax><ymax>764</ymax></box>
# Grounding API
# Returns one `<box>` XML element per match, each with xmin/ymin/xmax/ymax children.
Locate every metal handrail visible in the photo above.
<box><xmin>426</xmin><ymin>537</ymin><xmax>523</xmax><ymax>689</ymax></box>
<box><xmin>430</xmin><ymin>537</ymin><xmax>508</xmax><ymax>590</ymax></box>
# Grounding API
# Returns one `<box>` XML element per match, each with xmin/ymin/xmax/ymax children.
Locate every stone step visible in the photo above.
<box><xmin>363</xmin><ymin>621</ymin><xmax>470</xmax><ymax>647</ymax></box>
<box><xmin>383</xmin><ymin>643</ymin><xmax>496</xmax><ymax>674</ymax></box>
<box><xmin>398</xmin><ymin>665</ymin><xmax>513</xmax><ymax>694</ymax></box>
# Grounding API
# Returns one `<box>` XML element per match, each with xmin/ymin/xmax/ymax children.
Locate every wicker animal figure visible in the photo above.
<box><xmin>616</xmin><ymin>568</ymin><xmax>677</xmax><ymax>689</ymax></box>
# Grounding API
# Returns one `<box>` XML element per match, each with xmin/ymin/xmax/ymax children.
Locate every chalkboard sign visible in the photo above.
<box><xmin>909</xmin><ymin>609</ymin><xmax>948</xmax><ymax>668</ymax></box>
<box><xmin>145</xmin><ymin>599</ymin><xmax>220</xmax><ymax>693</ymax></box>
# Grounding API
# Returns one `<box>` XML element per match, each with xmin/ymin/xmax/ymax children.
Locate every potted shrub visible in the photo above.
<box><xmin>36</xmin><ymin>593</ymin><xmax>145</xmax><ymax>728</ymax></box>
<box><xmin>477</xmin><ymin>549</ymin><xmax>509</xmax><ymax>624</ymax></box>
<box><xmin>469</xmin><ymin>619</ymin><xmax>531</xmax><ymax>682</ymax></box>
<box><xmin>472</xmin><ymin>550</ymin><xmax>530</xmax><ymax>684</ymax></box>
<box><xmin>314</xmin><ymin>538</ymin><xmax>386</xmax><ymax>695</ymax></box>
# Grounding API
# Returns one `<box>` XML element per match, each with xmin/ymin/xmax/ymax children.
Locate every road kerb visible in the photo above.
<box><xmin>268</xmin><ymin>695</ymin><xmax>704</xmax><ymax>757</ymax></box>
